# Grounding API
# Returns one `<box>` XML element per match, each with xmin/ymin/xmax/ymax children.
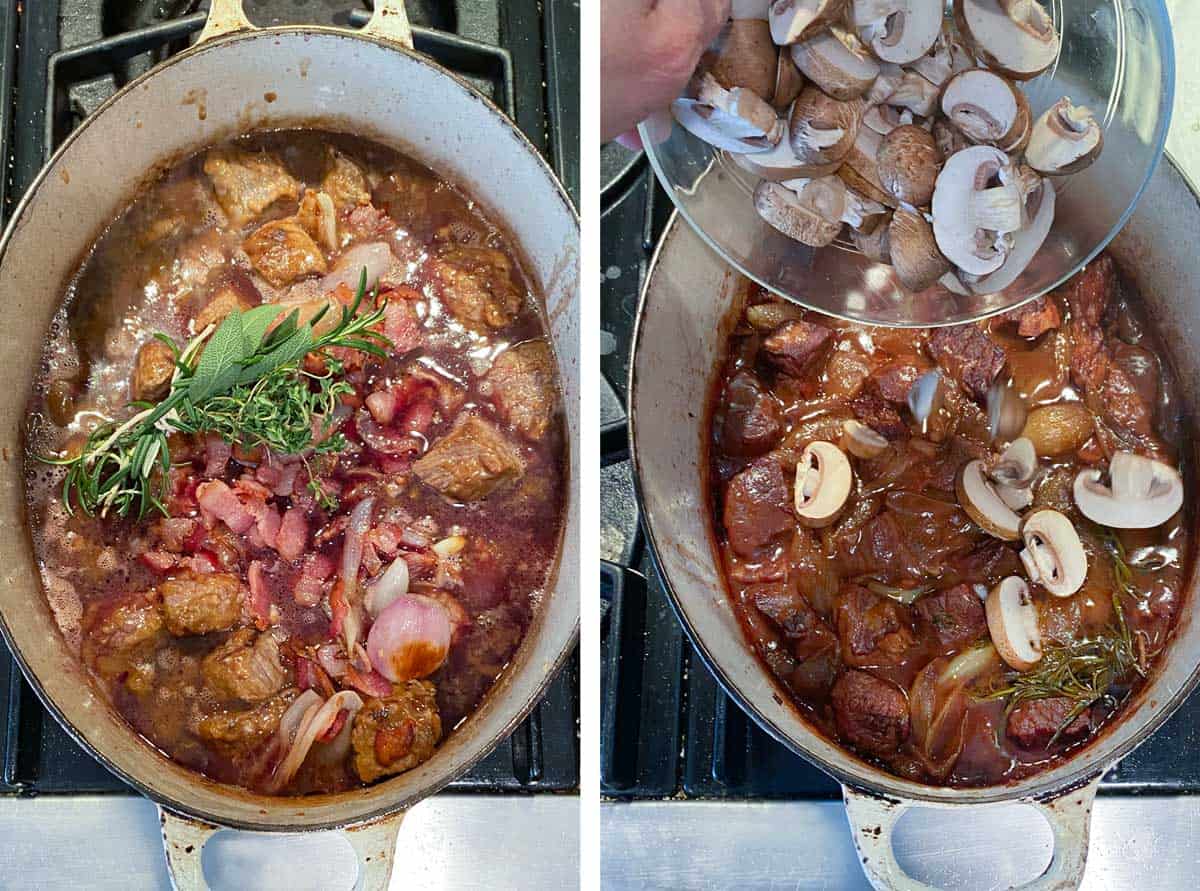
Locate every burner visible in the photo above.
<box><xmin>1</xmin><ymin>0</ymin><xmax>577</xmax><ymax>798</ymax></box>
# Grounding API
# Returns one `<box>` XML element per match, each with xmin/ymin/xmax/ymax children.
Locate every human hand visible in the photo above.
<box><xmin>601</xmin><ymin>0</ymin><xmax>732</xmax><ymax>147</ymax></box>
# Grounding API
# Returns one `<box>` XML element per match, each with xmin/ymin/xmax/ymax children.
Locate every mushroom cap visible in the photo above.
<box><xmin>954</xmin><ymin>0</ymin><xmax>1060</xmax><ymax>81</ymax></box>
<box><xmin>932</xmin><ymin>118</ymin><xmax>972</xmax><ymax>158</ymax></box>
<box><xmin>788</xmin><ymin>85</ymin><xmax>862</xmax><ymax>165</ymax></box>
<box><xmin>987</xmin><ymin>379</ymin><xmax>1029</xmax><ymax>443</ymax></box>
<box><xmin>884</xmin><ymin>70</ymin><xmax>940</xmax><ymax>118</ymax></box>
<box><xmin>770</xmin><ymin>0</ymin><xmax>850</xmax><ymax>46</ymax></box>
<box><xmin>940</xmin><ymin>69</ymin><xmax>1030</xmax><ymax>151</ymax></box>
<box><xmin>773</xmin><ymin>51</ymin><xmax>808</xmax><ymax>110</ymax></box>
<box><xmin>841</xmin><ymin>420</ymin><xmax>889</xmax><ymax>458</ymax></box>
<box><xmin>672</xmin><ymin>73</ymin><xmax>784</xmax><ymax>153</ymax></box>
<box><xmin>877</xmin><ymin>124</ymin><xmax>941</xmax><ymax>206</ymax></box>
<box><xmin>1019</xmin><ymin>509</ymin><xmax>1087</xmax><ymax>598</ymax></box>
<box><xmin>1025</xmin><ymin>98</ymin><xmax>1104</xmax><ymax>176</ymax></box>
<box><xmin>838</xmin><ymin>125</ymin><xmax>898</xmax><ymax>208</ymax></box>
<box><xmin>793</xmin><ymin>441</ymin><xmax>854</xmax><ymax>526</ymax></box>
<box><xmin>710</xmin><ymin>19</ymin><xmax>780</xmax><ymax>101</ymax></box>
<box><xmin>851</xmin><ymin>0</ymin><xmax>943</xmax><ymax>64</ymax></box>
<box><xmin>754</xmin><ymin>178</ymin><xmax>846</xmax><ymax>247</ymax></box>
<box><xmin>790</xmin><ymin>27</ymin><xmax>881</xmax><ymax>100</ymax></box>
<box><xmin>931</xmin><ymin>145</ymin><xmax>1020</xmax><ymax>276</ymax></box>
<box><xmin>910</xmin><ymin>22</ymin><xmax>976</xmax><ymax>87</ymax></box>
<box><xmin>853</xmin><ymin>211</ymin><xmax>893</xmax><ymax>261</ymax></box>
<box><xmin>969</xmin><ymin>175</ymin><xmax>1056</xmax><ymax>295</ymax></box>
<box><xmin>1073</xmin><ymin>451</ymin><xmax>1184</xmax><ymax>529</ymax></box>
<box><xmin>889</xmin><ymin>208</ymin><xmax>950</xmax><ymax>291</ymax></box>
<box><xmin>958</xmin><ymin>458</ymin><xmax>1023</xmax><ymax>540</ymax></box>
<box><xmin>731</xmin><ymin>127</ymin><xmax>844</xmax><ymax>181</ymax></box>
<box><xmin>986</xmin><ymin>576</ymin><xmax>1043</xmax><ymax>671</ymax></box>
<box><xmin>863</xmin><ymin>102</ymin><xmax>914</xmax><ymax>136</ymax></box>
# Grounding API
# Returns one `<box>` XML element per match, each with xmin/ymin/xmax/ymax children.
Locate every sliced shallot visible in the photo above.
<box><xmin>320</xmin><ymin>242</ymin><xmax>393</xmax><ymax>294</ymax></box>
<box><xmin>364</xmin><ymin>556</ymin><xmax>411</xmax><ymax>618</ymax></box>
<box><xmin>267</xmin><ymin>690</ymin><xmax>364</xmax><ymax>793</ymax></box>
<box><xmin>338</xmin><ymin>496</ymin><xmax>375</xmax><ymax>653</ymax></box>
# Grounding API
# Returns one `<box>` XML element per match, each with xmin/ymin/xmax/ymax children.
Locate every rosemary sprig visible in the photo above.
<box><xmin>41</xmin><ymin>270</ymin><xmax>390</xmax><ymax>519</ymax></box>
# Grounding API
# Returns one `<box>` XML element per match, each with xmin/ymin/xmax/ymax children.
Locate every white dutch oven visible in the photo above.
<box><xmin>0</xmin><ymin>1</ymin><xmax>579</xmax><ymax>887</ymax></box>
<box><xmin>630</xmin><ymin>156</ymin><xmax>1200</xmax><ymax>890</ymax></box>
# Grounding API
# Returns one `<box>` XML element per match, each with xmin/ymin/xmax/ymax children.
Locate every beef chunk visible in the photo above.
<box><xmin>351</xmin><ymin>680</ymin><xmax>442</xmax><ymax>783</ymax></box>
<box><xmin>82</xmin><ymin>590</ymin><xmax>165</xmax><ymax>693</ymax></box>
<box><xmin>193</xmin><ymin>286</ymin><xmax>251</xmax><ymax>332</ymax></box>
<box><xmin>1000</xmin><ymin>296</ymin><xmax>1062</xmax><ymax>338</ymax></box>
<box><xmin>197</xmin><ymin>688</ymin><xmax>297</xmax><ymax>759</ymax></box>
<box><xmin>849</xmin><ymin>391</ymin><xmax>908</xmax><ymax>440</ymax></box>
<box><xmin>753</xmin><ymin>583</ymin><xmax>841</xmax><ymax>696</ymax></box>
<box><xmin>928</xmin><ymin>325</ymin><xmax>1006</xmax><ymax>401</ymax></box>
<box><xmin>722</xmin><ymin>457</ymin><xmax>793</xmax><ymax>558</ymax></box>
<box><xmin>720</xmin><ymin>370</ymin><xmax>784</xmax><ymax>457</ymax></box>
<box><xmin>831</xmin><ymin>670</ymin><xmax>910</xmax><ymax>757</ymax></box>
<box><xmin>914</xmin><ymin>584</ymin><xmax>987</xmax><ymax>649</ymax></box>
<box><xmin>413</xmin><ymin>415</ymin><xmax>525</xmax><ymax>502</ymax></box>
<box><xmin>131</xmin><ymin>339</ymin><xmax>175</xmax><ymax>403</ymax></box>
<box><xmin>243</xmin><ymin>218</ymin><xmax>327</xmax><ymax>287</ymax></box>
<box><xmin>1064</xmin><ymin>256</ymin><xmax>1117</xmax><ymax>391</ymax></box>
<box><xmin>429</xmin><ymin>246</ymin><xmax>523</xmax><ymax>332</ymax></box>
<box><xmin>761</xmin><ymin>320</ymin><xmax>833</xmax><ymax>377</ymax></box>
<box><xmin>321</xmin><ymin>149</ymin><xmax>371</xmax><ymax>210</ymax></box>
<box><xmin>837</xmin><ymin>493</ymin><xmax>975</xmax><ymax>582</ymax></box>
<box><xmin>201</xmin><ymin>629</ymin><xmax>288</xmax><ymax>702</ymax></box>
<box><xmin>486</xmin><ymin>340</ymin><xmax>558</xmax><ymax>440</ymax></box>
<box><xmin>203</xmin><ymin>148</ymin><xmax>300</xmax><ymax>227</ymax></box>
<box><xmin>835</xmin><ymin>586</ymin><xmax>915</xmax><ymax>668</ymax></box>
<box><xmin>374</xmin><ymin>167</ymin><xmax>439</xmax><ymax>230</ymax></box>
<box><xmin>874</xmin><ymin>363</ymin><xmax>923</xmax><ymax>405</ymax></box>
<box><xmin>1007</xmin><ymin>698</ymin><xmax>1091</xmax><ymax>750</ymax></box>
<box><xmin>161</xmin><ymin>571</ymin><xmax>244</xmax><ymax>636</ymax></box>
<box><xmin>753</xmin><ymin>584</ymin><xmax>825</xmax><ymax>640</ymax></box>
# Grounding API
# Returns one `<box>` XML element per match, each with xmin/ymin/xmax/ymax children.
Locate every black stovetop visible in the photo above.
<box><xmin>599</xmin><ymin>147</ymin><xmax>1200</xmax><ymax>800</ymax></box>
<box><xmin>0</xmin><ymin>0</ymin><xmax>578</xmax><ymax>797</ymax></box>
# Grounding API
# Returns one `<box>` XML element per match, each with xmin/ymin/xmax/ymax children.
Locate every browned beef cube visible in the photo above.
<box><xmin>720</xmin><ymin>370</ymin><xmax>784</xmax><ymax>457</ymax></box>
<box><xmin>761</xmin><ymin>320</ymin><xmax>833</xmax><ymax>377</ymax></box>
<box><xmin>131</xmin><ymin>340</ymin><xmax>176</xmax><ymax>403</ymax></box>
<box><xmin>81</xmin><ymin>590</ymin><xmax>165</xmax><ymax>690</ymax></box>
<box><xmin>1059</xmin><ymin>254</ymin><xmax>1115</xmax><ymax>329</ymax></box>
<box><xmin>486</xmin><ymin>340</ymin><xmax>559</xmax><ymax>440</ymax></box>
<box><xmin>1000</xmin><ymin>296</ymin><xmax>1061</xmax><ymax>338</ymax></box>
<box><xmin>428</xmin><ymin>246</ymin><xmax>523</xmax><ymax>332</ymax></box>
<box><xmin>194</xmin><ymin>286</ymin><xmax>251</xmax><ymax>333</ymax></box>
<box><xmin>321</xmin><ymin>149</ymin><xmax>372</xmax><ymax>210</ymax></box>
<box><xmin>1100</xmin><ymin>363</ymin><xmax>1155</xmax><ymax>444</ymax></box>
<box><xmin>351</xmin><ymin>680</ymin><xmax>442</xmax><ymax>783</ymax></box>
<box><xmin>1006</xmin><ymin>698</ymin><xmax>1091</xmax><ymax>750</ymax></box>
<box><xmin>914</xmin><ymin>584</ymin><xmax>987</xmax><ymax>649</ymax></box>
<box><xmin>413</xmin><ymin>415</ymin><xmax>525</xmax><ymax>502</ymax></box>
<box><xmin>835</xmin><ymin>586</ymin><xmax>915</xmax><ymax>668</ymax></box>
<box><xmin>203</xmin><ymin>148</ymin><xmax>300</xmax><ymax>227</ymax></box>
<box><xmin>722</xmin><ymin>457</ymin><xmax>793</xmax><ymax>558</ymax></box>
<box><xmin>197</xmin><ymin>688</ymin><xmax>297</xmax><ymax>759</ymax></box>
<box><xmin>161</xmin><ymin>571</ymin><xmax>244</xmax><ymax>636</ymax></box>
<box><xmin>849</xmin><ymin>391</ymin><xmax>908</xmax><ymax>440</ymax></box>
<box><xmin>243</xmin><ymin>218</ymin><xmax>327</xmax><ymax>287</ymax></box>
<box><xmin>831</xmin><ymin>669</ymin><xmax>910</xmax><ymax>757</ymax></box>
<box><xmin>373</xmin><ymin>167</ymin><xmax>439</xmax><ymax>230</ymax></box>
<box><xmin>874</xmin><ymin>363</ymin><xmax>922</xmax><ymax>405</ymax></box>
<box><xmin>928</xmin><ymin>325</ymin><xmax>1006</xmax><ymax>401</ymax></box>
<box><xmin>201</xmin><ymin>629</ymin><xmax>288</xmax><ymax>702</ymax></box>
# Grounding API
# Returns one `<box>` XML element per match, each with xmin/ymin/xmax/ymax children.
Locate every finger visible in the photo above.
<box><xmin>614</xmin><ymin>130</ymin><xmax>644</xmax><ymax>151</ymax></box>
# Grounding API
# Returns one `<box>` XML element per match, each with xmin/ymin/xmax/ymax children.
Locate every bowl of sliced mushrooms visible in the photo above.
<box><xmin>643</xmin><ymin>0</ymin><xmax>1174</xmax><ymax>326</ymax></box>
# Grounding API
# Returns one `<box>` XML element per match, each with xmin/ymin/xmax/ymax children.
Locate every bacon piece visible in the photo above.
<box><xmin>255</xmin><ymin>459</ymin><xmax>301</xmax><ymax>497</ymax></box>
<box><xmin>319</xmin><ymin>708</ymin><xmax>349</xmax><ymax>743</ymax></box>
<box><xmin>293</xmin><ymin>552</ymin><xmax>335</xmax><ymax>607</ymax></box>
<box><xmin>197</xmin><ymin>480</ymin><xmax>255</xmax><ymax>534</ymax></box>
<box><xmin>382</xmin><ymin>297</ymin><xmax>422</xmax><ymax>354</ymax></box>
<box><xmin>140</xmin><ymin>550</ymin><xmax>178</xmax><ymax>572</ymax></box>
<box><xmin>247</xmin><ymin>560</ymin><xmax>272</xmax><ymax>630</ymax></box>
<box><xmin>296</xmin><ymin>656</ymin><xmax>336</xmax><ymax>699</ymax></box>
<box><xmin>344</xmin><ymin>663</ymin><xmax>394</xmax><ymax>698</ymax></box>
<box><xmin>204</xmin><ymin>434</ymin><xmax>232</xmax><ymax>479</ymax></box>
<box><xmin>277</xmin><ymin>508</ymin><xmax>309</xmax><ymax>562</ymax></box>
<box><xmin>329</xmin><ymin>579</ymin><xmax>349</xmax><ymax>639</ymax></box>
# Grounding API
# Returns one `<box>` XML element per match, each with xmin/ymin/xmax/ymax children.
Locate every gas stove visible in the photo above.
<box><xmin>0</xmin><ymin>2</ymin><xmax>578</xmax><ymax>886</ymax></box>
<box><xmin>600</xmin><ymin>3</ymin><xmax>1200</xmax><ymax>882</ymax></box>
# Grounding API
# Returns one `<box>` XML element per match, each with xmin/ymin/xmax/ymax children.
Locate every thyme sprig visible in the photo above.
<box><xmin>42</xmin><ymin>270</ymin><xmax>389</xmax><ymax>519</ymax></box>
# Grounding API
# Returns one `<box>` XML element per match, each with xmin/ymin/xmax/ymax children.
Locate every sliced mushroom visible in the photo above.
<box><xmin>853</xmin><ymin>211</ymin><xmax>893</xmax><ymax>261</ymax></box>
<box><xmin>877</xmin><ymin>124</ymin><xmax>940</xmax><ymax>206</ymax></box>
<box><xmin>954</xmin><ymin>0</ymin><xmax>1060</xmax><ymax>82</ymax></box>
<box><xmin>986</xmin><ymin>576</ymin><xmax>1042</xmax><ymax>670</ymax></box>
<box><xmin>672</xmin><ymin>73</ymin><xmax>784</xmax><ymax>153</ymax></box>
<box><xmin>790</xmin><ymin>27</ymin><xmax>880</xmax><ymax>100</ymax></box>
<box><xmin>986</xmin><ymin>378</ymin><xmax>1028</xmax><ymax>443</ymax></box>
<box><xmin>732</xmin><ymin>135</ymin><xmax>844</xmax><ymax>181</ymax></box>
<box><xmin>840</xmin><ymin>185</ymin><xmax>890</xmax><ymax>232</ymax></box>
<box><xmin>862</xmin><ymin>102</ymin><xmax>914</xmax><ymax>136</ymax></box>
<box><xmin>884</xmin><ymin>70</ymin><xmax>940</xmax><ymax>117</ymax></box>
<box><xmin>988</xmin><ymin>436</ymin><xmax>1037</xmax><ymax>512</ymax></box>
<box><xmin>1073</xmin><ymin>452</ymin><xmax>1184</xmax><ymax>529</ymax></box>
<box><xmin>940</xmin><ymin>69</ymin><xmax>1031</xmax><ymax>153</ymax></box>
<box><xmin>710</xmin><ymin>19</ymin><xmax>779</xmax><ymax>100</ymax></box>
<box><xmin>907</xmin><ymin>368</ymin><xmax>944</xmax><ymax>430</ymax></box>
<box><xmin>1025</xmin><ymin>98</ymin><xmax>1103</xmax><ymax>176</ymax></box>
<box><xmin>841</xmin><ymin>420</ymin><xmax>889</xmax><ymax>458</ymax></box>
<box><xmin>770</xmin><ymin>0</ymin><xmax>848</xmax><ymax>45</ymax></box>
<box><xmin>889</xmin><ymin>209</ymin><xmax>949</xmax><ymax>291</ymax></box>
<box><xmin>793</xmin><ymin>441</ymin><xmax>854</xmax><ymax>526</ymax></box>
<box><xmin>838</xmin><ymin>125</ymin><xmax>897</xmax><ymax>208</ymax></box>
<box><xmin>969</xmin><ymin>175</ymin><xmax>1055</xmax><ymax>295</ymax></box>
<box><xmin>773</xmin><ymin>51</ymin><xmax>808</xmax><ymax>110</ymax></box>
<box><xmin>938</xmin><ymin>269</ymin><xmax>971</xmax><ymax>296</ymax></box>
<box><xmin>1019</xmin><ymin>509</ymin><xmax>1086</xmax><ymax>597</ymax></box>
<box><xmin>788</xmin><ymin>86</ymin><xmax>861</xmax><ymax>166</ymax></box>
<box><xmin>931</xmin><ymin>145</ymin><xmax>1022</xmax><ymax>276</ymax></box>
<box><xmin>932</xmin><ymin>118</ymin><xmax>972</xmax><ymax>158</ymax></box>
<box><xmin>910</xmin><ymin>23</ymin><xmax>975</xmax><ymax>88</ymax></box>
<box><xmin>866</xmin><ymin>61</ymin><xmax>906</xmax><ymax>104</ymax></box>
<box><xmin>754</xmin><ymin>178</ymin><xmax>846</xmax><ymax>247</ymax></box>
<box><xmin>849</xmin><ymin>0</ymin><xmax>943</xmax><ymax>64</ymax></box>
<box><xmin>958</xmin><ymin>458</ymin><xmax>1022</xmax><ymax>540</ymax></box>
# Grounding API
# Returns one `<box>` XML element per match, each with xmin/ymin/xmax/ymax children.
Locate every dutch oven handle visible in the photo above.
<box><xmin>159</xmin><ymin>805</ymin><xmax>407</xmax><ymax>890</ymax></box>
<box><xmin>198</xmin><ymin>0</ymin><xmax>415</xmax><ymax>50</ymax></box>
<box><xmin>841</xmin><ymin>775</ymin><xmax>1102</xmax><ymax>891</ymax></box>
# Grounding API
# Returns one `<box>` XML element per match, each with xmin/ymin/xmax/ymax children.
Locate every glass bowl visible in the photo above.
<box><xmin>641</xmin><ymin>1</ymin><xmax>1175</xmax><ymax>327</ymax></box>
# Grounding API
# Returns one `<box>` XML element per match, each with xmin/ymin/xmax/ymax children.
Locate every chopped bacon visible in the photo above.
<box><xmin>319</xmin><ymin>708</ymin><xmax>349</xmax><ymax>742</ymax></box>
<box><xmin>398</xmin><ymin>399</ymin><xmax>435</xmax><ymax>438</ymax></box>
<box><xmin>382</xmin><ymin>297</ymin><xmax>422</xmax><ymax>354</ymax></box>
<box><xmin>247</xmin><ymin>560</ymin><xmax>272</xmax><ymax>630</ymax></box>
<box><xmin>248</xmin><ymin>504</ymin><xmax>282</xmax><ymax>550</ymax></box>
<box><xmin>296</xmin><ymin>656</ymin><xmax>336</xmax><ymax>699</ymax></box>
<box><xmin>293</xmin><ymin>552</ymin><xmax>335</xmax><ymax>607</ymax></box>
<box><xmin>277</xmin><ymin>508</ymin><xmax>309</xmax><ymax>562</ymax></box>
<box><xmin>329</xmin><ymin>579</ymin><xmax>349</xmax><ymax>638</ymax></box>
<box><xmin>183</xmin><ymin>552</ymin><xmax>219</xmax><ymax>574</ymax></box>
<box><xmin>203</xmin><ymin>434</ymin><xmax>232</xmax><ymax>478</ymax></box>
<box><xmin>154</xmin><ymin>517</ymin><xmax>198</xmax><ymax>553</ymax></box>
<box><xmin>196</xmin><ymin>480</ymin><xmax>255</xmax><ymax>534</ymax></box>
<box><xmin>370</xmin><ymin>523</ymin><xmax>402</xmax><ymax>557</ymax></box>
<box><xmin>256</xmin><ymin>460</ymin><xmax>301</xmax><ymax>497</ymax></box>
<box><xmin>344</xmin><ymin>663</ymin><xmax>393</xmax><ymax>698</ymax></box>
<box><xmin>403</xmin><ymin>549</ymin><xmax>438</xmax><ymax>580</ymax></box>
<box><xmin>379</xmin><ymin>456</ymin><xmax>413</xmax><ymax>475</ymax></box>
<box><xmin>140</xmin><ymin>550</ymin><xmax>178</xmax><ymax>572</ymax></box>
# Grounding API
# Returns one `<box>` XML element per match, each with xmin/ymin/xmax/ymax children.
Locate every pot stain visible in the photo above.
<box><xmin>182</xmin><ymin>88</ymin><xmax>208</xmax><ymax>122</ymax></box>
<box><xmin>299</xmin><ymin>58</ymin><xmax>311</xmax><ymax>78</ymax></box>
<box><xmin>264</xmin><ymin>91</ymin><xmax>278</xmax><ymax>104</ymax></box>
<box><xmin>59</xmin><ymin>169</ymin><xmax>70</xmax><ymax>185</ymax></box>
